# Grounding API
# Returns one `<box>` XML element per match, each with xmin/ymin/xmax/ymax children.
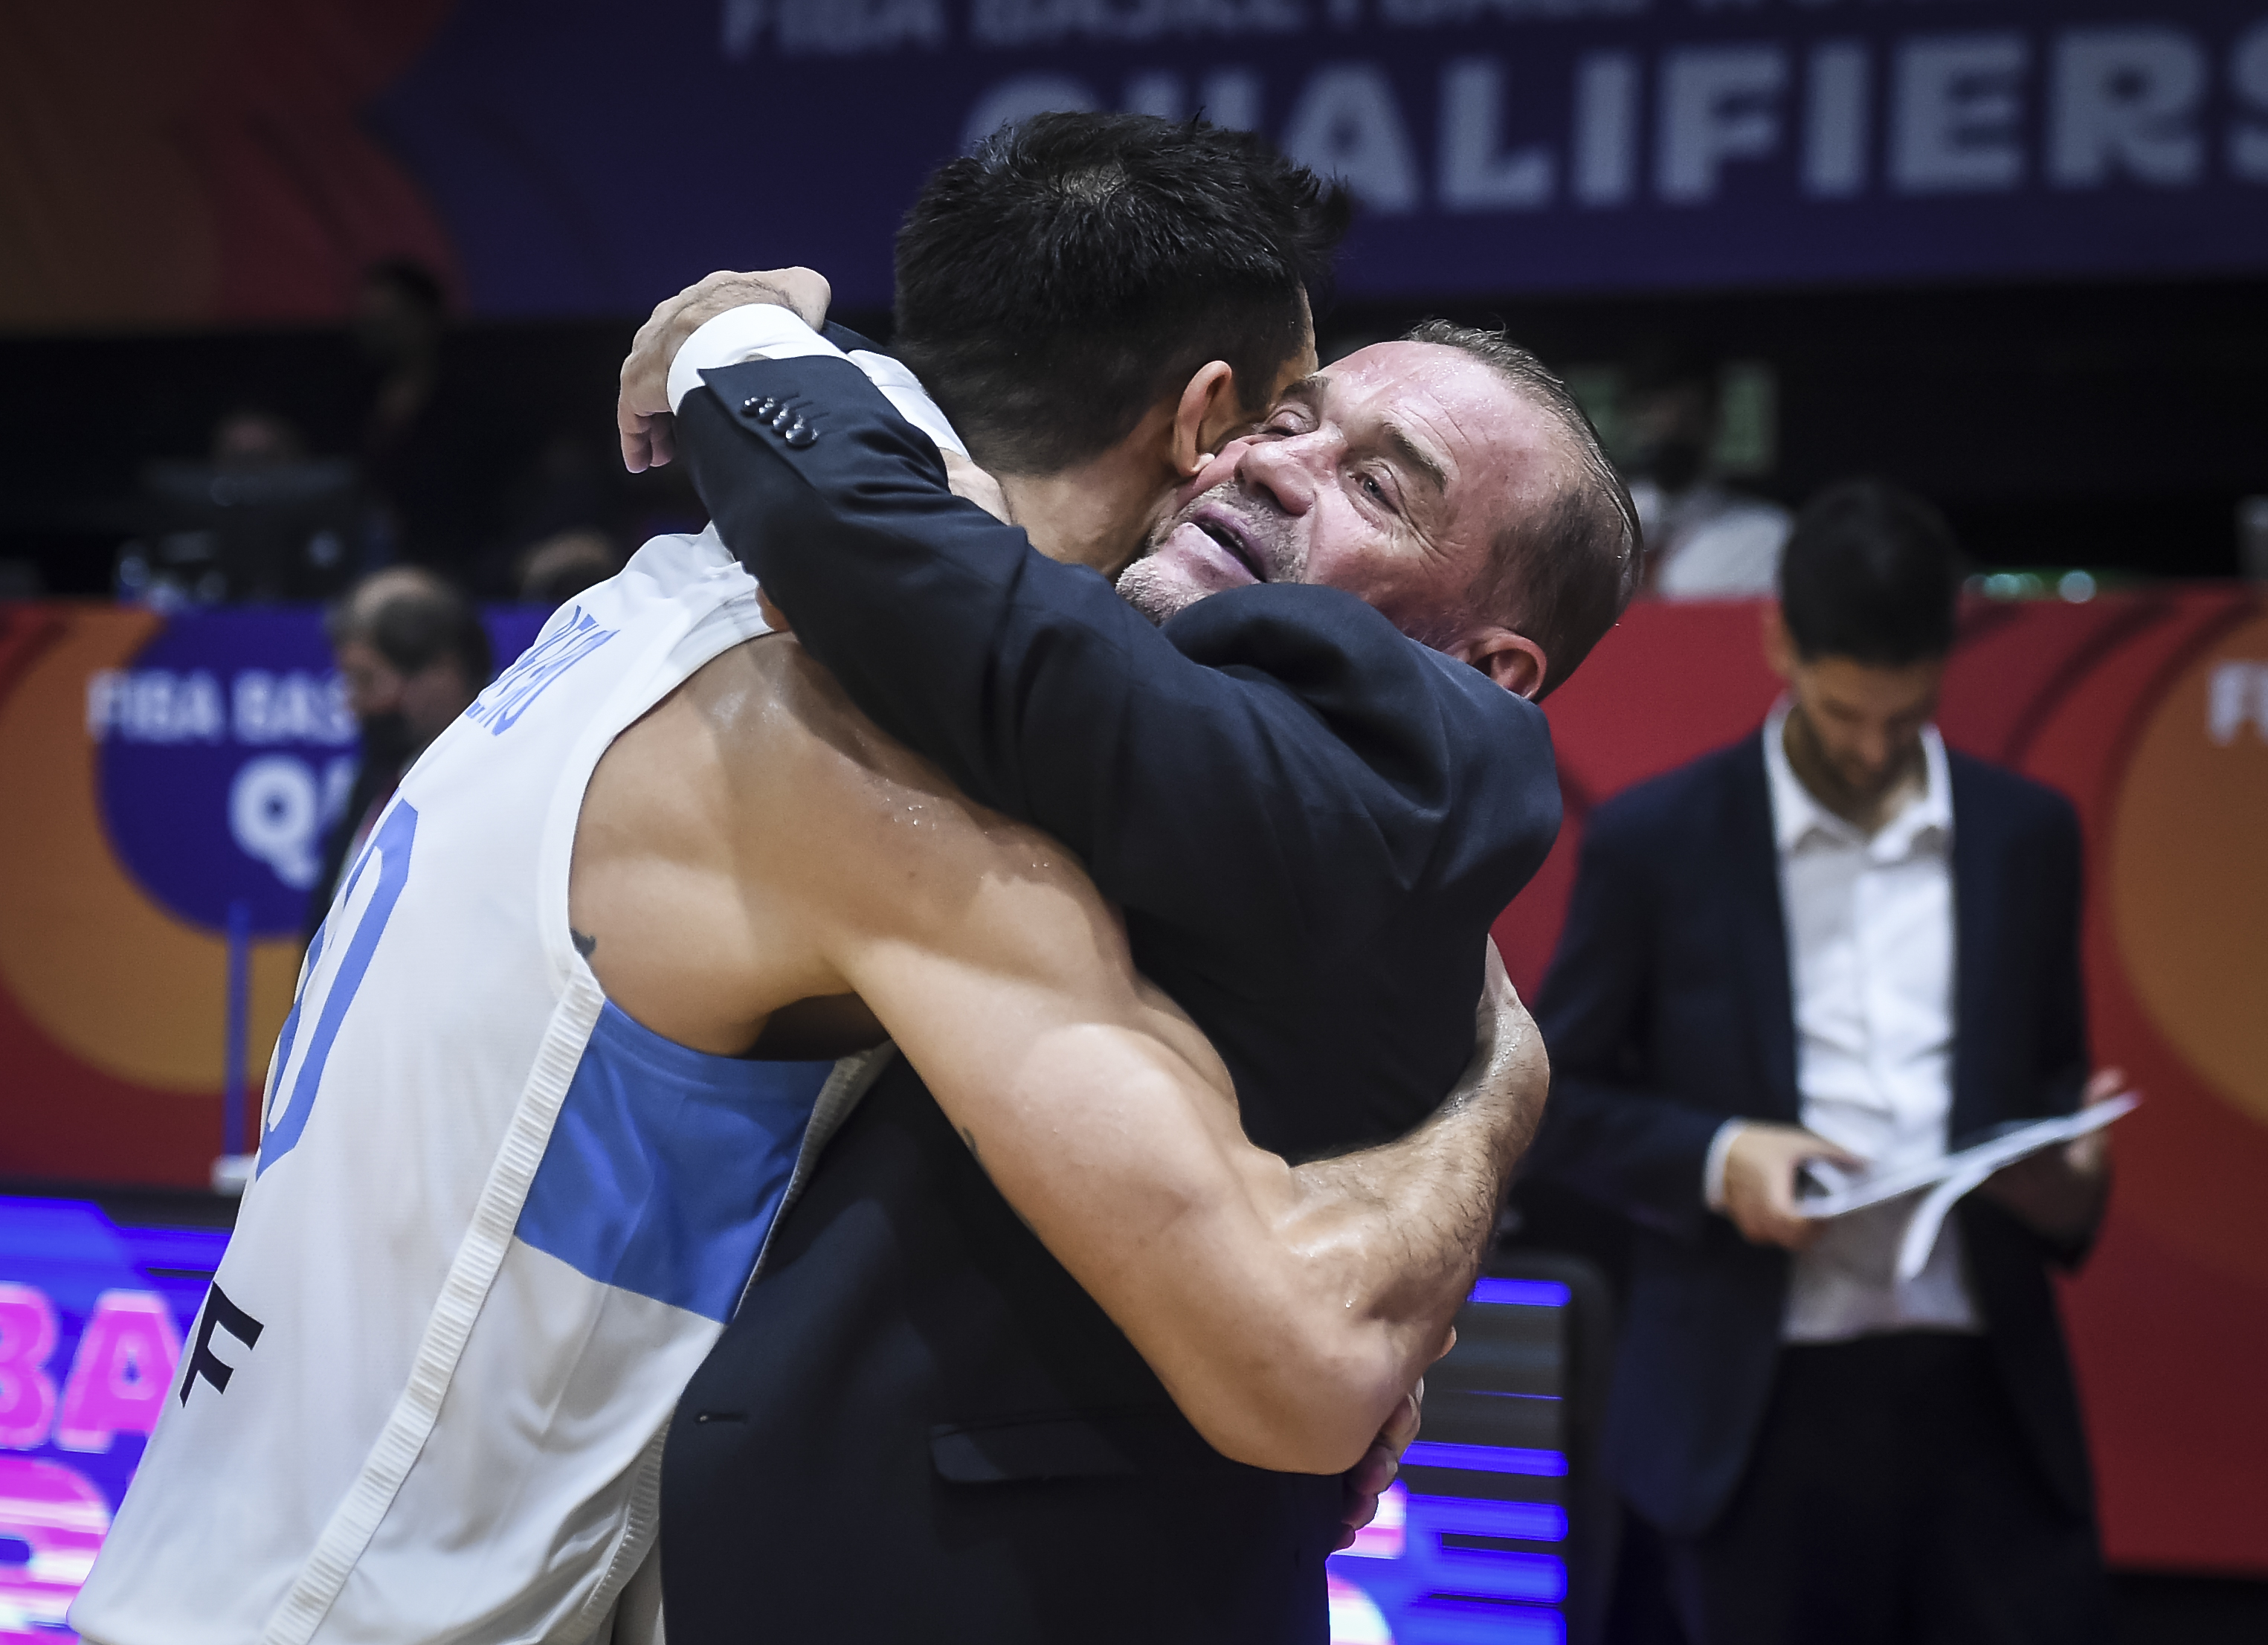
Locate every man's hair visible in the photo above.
<box><xmin>1402</xmin><ymin>321</ymin><xmax>1640</xmax><ymax>698</ymax></box>
<box><xmin>1779</xmin><ymin>480</ymin><xmax>1962</xmax><ymax>665</ymax></box>
<box><xmin>892</xmin><ymin>112</ymin><xmax>1351</xmax><ymax>474</ymax></box>
<box><xmin>327</xmin><ymin>568</ymin><xmax>492</xmax><ymax>686</ymax></box>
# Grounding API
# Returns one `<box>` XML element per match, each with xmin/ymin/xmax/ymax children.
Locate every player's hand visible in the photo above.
<box><xmin>1336</xmin><ymin>1380</ymin><xmax>1423</xmax><ymax>1551</ymax></box>
<box><xmin>618</xmin><ymin>268</ymin><xmax>833</xmax><ymax>472</ymax></box>
<box><xmin>1721</xmin><ymin>1123</ymin><xmax>1863</xmax><ymax>1250</ymax></box>
<box><xmin>943</xmin><ymin>450</ymin><xmax>1011</xmax><ymax>523</ymax></box>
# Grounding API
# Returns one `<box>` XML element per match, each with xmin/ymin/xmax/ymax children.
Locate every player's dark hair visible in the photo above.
<box><xmin>1780</xmin><ymin>480</ymin><xmax>1962</xmax><ymax>665</ymax></box>
<box><xmin>892</xmin><ymin>112</ymin><xmax>1351</xmax><ymax>474</ymax></box>
<box><xmin>1402</xmin><ymin>321</ymin><xmax>1640</xmax><ymax>698</ymax></box>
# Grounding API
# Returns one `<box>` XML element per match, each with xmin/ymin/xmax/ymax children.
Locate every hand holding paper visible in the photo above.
<box><xmin>1797</xmin><ymin>1086</ymin><xmax>2136</xmax><ymax>1281</ymax></box>
<box><xmin>1723</xmin><ymin>1123</ymin><xmax>1867</xmax><ymax>1250</ymax></box>
<box><xmin>1979</xmin><ymin>1068</ymin><xmax>2127</xmax><ymax>1245</ymax></box>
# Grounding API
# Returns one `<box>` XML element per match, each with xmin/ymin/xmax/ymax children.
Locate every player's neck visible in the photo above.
<box><xmin>996</xmin><ymin>406</ymin><xmax>1182</xmax><ymax>579</ymax></box>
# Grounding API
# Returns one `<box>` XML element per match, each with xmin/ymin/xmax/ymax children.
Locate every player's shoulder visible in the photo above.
<box><xmin>699</xmin><ymin>636</ymin><xmax>1069</xmax><ymax>905</ymax></box>
<box><xmin>689</xmin><ymin>635</ymin><xmax>935</xmax><ymax>814</ymax></box>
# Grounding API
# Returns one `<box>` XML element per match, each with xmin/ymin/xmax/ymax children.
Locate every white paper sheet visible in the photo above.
<box><xmin>1794</xmin><ymin>1095</ymin><xmax>2137</xmax><ymax>1281</ymax></box>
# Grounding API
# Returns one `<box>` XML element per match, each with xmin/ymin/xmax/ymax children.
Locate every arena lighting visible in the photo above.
<box><xmin>1399</xmin><ymin>1441</ymin><xmax>1568</xmax><ymax>1477</ymax></box>
<box><xmin>1326</xmin><ymin>1276</ymin><xmax>1579</xmax><ymax>1644</ymax></box>
<box><xmin>1469</xmin><ymin>1278</ymin><xmax>1571</xmax><ymax>1309</ymax></box>
<box><xmin>0</xmin><ymin>1197</ymin><xmax>229</xmax><ymax>1635</ymax></box>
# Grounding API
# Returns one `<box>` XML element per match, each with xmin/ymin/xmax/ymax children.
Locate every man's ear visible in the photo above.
<box><xmin>1452</xmin><ymin>628</ymin><xmax>1549</xmax><ymax>701</ymax></box>
<box><xmin>1170</xmin><ymin>361</ymin><xmax>1243</xmax><ymax>478</ymax></box>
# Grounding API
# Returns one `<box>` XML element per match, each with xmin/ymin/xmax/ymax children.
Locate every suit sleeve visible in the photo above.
<box><xmin>2035</xmin><ymin>795</ymin><xmax>2100</xmax><ymax>1267</ymax></box>
<box><xmin>818</xmin><ymin>321</ymin><xmax>880</xmax><ymax>354</ymax></box>
<box><xmin>2035</xmin><ymin>796</ymin><xmax>2090</xmax><ymax>1112</ymax></box>
<box><xmin>1524</xmin><ymin>809</ymin><xmax>1724</xmax><ymax>1243</ymax></box>
<box><xmin>678</xmin><ymin>356</ymin><xmax>1559</xmax><ymax>974</ymax></box>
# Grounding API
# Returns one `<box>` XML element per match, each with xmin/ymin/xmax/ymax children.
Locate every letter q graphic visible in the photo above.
<box><xmin>229</xmin><ymin>756</ymin><xmax>323</xmax><ymax>891</ymax></box>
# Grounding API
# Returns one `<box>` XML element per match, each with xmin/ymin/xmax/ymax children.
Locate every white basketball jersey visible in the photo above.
<box><xmin>74</xmin><ymin>528</ymin><xmax>886</xmax><ymax>1645</ymax></box>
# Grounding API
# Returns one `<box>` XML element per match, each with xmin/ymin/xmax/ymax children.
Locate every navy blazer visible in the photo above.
<box><xmin>658</xmin><ymin>352</ymin><xmax>1562</xmax><ymax>1641</ymax></box>
<box><xmin>1524</xmin><ymin>731</ymin><xmax>2098</xmax><ymax>1539</ymax></box>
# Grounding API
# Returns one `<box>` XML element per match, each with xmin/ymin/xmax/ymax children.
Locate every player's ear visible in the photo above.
<box><xmin>1451</xmin><ymin>627</ymin><xmax>1549</xmax><ymax>701</ymax></box>
<box><xmin>1170</xmin><ymin>361</ymin><xmax>1242</xmax><ymax>479</ymax></box>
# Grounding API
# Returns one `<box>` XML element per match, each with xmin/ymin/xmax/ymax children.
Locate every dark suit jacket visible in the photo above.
<box><xmin>1524</xmin><ymin>730</ymin><xmax>2098</xmax><ymax>1539</ymax></box>
<box><xmin>655</xmin><ymin>352</ymin><xmax>1562</xmax><ymax>1641</ymax></box>
<box><xmin>300</xmin><ymin>755</ymin><xmax>396</xmax><ymax>949</ymax></box>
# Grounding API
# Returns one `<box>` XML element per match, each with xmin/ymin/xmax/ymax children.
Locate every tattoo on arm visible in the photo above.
<box><xmin>570</xmin><ymin>928</ymin><xmax>598</xmax><ymax>959</ymax></box>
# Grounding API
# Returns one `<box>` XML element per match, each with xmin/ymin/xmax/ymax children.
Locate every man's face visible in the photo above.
<box><xmin>334</xmin><ymin>637</ymin><xmax>473</xmax><ymax>758</ymax></box>
<box><xmin>1776</xmin><ymin>642</ymin><xmax>1945</xmax><ymax>808</ymax></box>
<box><xmin>334</xmin><ymin>638</ymin><xmax>405</xmax><ymax>725</ymax></box>
<box><xmin>1119</xmin><ymin>342</ymin><xmax>1563</xmax><ymax>646</ymax></box>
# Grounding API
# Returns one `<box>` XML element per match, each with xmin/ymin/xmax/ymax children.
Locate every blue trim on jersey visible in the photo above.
<box><xmin>515</xmin><ymin>1002</ymin><xmax>832</xmax><ymax>1322</ymax></box>
<box><xmin>261</xmin><ymin>800</ymin><xmax>419</xmax><ymax>1176</ymax></box>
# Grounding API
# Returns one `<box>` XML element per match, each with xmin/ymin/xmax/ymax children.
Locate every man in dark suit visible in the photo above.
<box><xmin>611</xmin><ymin>115</ymin><xmax>1639</xmax><ymax>1641</ymax></box>
<box><xmin>1525</xmin><ymin>480</ymin><xmax>2118</xmax><ymax>1644</ymax></box>
<box><xmin>304</xmin><ymin>566</ymin><xmax>488</xmax><ymax>941</ymax></box>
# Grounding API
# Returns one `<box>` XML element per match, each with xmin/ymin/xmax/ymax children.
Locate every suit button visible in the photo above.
<box><xmin>784</xmin><ymin>422</ymin><xmax>816</xmax><ymax>448</ymax></box>
<box><xmin>741</xmin><ymin>396</ymin><xmax>779</xmax><ymax>418</ymax></box>
<box><xmin>770</xmin><ymin>408</ymin><xmax>793</xmax><ymax>430</ymax></box>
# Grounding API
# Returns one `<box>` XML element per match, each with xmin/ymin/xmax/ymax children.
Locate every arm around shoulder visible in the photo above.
<box><xmin>765</xmin><ymin>698</ymin><xmax>1541</xmax><ymax>1473</ymax></box>
<box><xmin>685</xmin><ymin>365</ymin><xmax>1524</xmax><ymax>962</ymax></box>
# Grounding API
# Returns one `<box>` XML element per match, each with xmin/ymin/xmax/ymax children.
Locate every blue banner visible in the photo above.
<box><xmin>86</xmin><ymin>608</ymin><xmax>547</xmax><ymax>939</ymax></box>
<box><xmin>371</xmin><ymin>0</ymin><xmax>2268</xmax><ymax>314</ymax></box>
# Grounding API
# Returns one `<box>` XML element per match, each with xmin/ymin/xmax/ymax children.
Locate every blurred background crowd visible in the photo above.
<box><xmin>7</xmin><ymin>260</ymin><xmax>2266</xmax><ymax>611</ymax></box>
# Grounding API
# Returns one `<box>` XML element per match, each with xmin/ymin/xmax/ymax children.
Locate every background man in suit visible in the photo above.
<box><xmin>1526</xmin><ymin>480</ymin><xmax>2119</xmax><ymax>1644</ymax></box>
<box><xmin>613</xmin><ymin>115</ymin><xmax>1637</xmax><ymax>1641</ymax></box>
<box><xmin>306</xmin><ymin>565</ymin><xmax>488</xmax><ymax>936</ymax></box>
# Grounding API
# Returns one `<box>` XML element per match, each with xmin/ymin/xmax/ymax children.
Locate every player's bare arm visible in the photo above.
<box><xmin>572</xmin><ymin>634</ymin><xmax>1546</xmax><ymax>1475</ymax></box>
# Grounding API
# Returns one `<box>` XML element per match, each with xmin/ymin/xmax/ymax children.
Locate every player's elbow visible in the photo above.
<box><xmin>1177</xmin><ymin>1330</ymin><xmax>1399</xmax><ymax>1477</ymax></box>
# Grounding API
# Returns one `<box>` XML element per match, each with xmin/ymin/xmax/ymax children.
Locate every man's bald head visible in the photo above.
<box><xmin>1122</xmin><ymin>326</ymin><xmax>1638</xmax><ymax>700</ymax></box>
<box><xmin>1396</xmin><ymin>321</ymin><xmax>1640</xmax><ymax>697</ymax></box>
<box><xmin>326</xmin><ymin>568</ymin><xmax>490</xmax><ymax>753</ymax></box>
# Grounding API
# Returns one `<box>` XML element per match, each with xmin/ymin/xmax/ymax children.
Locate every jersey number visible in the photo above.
<box><xmin>259</xmin><ymin>802</ymin><xmax>419</xmax><ymax>1175</ymax></box>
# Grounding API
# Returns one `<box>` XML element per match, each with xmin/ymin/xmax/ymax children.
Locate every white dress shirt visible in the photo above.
<box><xmin>1705</xmin><ymin>702</ymin><xmax>1982</xmax><ymax>1341</ymax></box>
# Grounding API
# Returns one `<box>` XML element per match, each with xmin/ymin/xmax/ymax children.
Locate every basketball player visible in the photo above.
<box><xmin>72</xmin><ymin>118</ymin><xmax>1568</xmax><ymax>1645</ymax></box>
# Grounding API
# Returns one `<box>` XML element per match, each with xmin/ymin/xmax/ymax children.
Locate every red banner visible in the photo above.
<box><xmin>1490</xmin><ymin>589</ymin><xmax>2268</xmax><ymax>1574</ymax></box>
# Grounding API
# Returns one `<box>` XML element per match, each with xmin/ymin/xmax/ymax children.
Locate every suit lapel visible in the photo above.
<box><xmin>1948</xmin><ymin>756</ymin><xmax>1996</xmax><ymax>1140</ymax></box>
<box><xmin>1725</xmin><ymin>735</ymin><xmax>1802</xmax><ymax>1124</ymax></box>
